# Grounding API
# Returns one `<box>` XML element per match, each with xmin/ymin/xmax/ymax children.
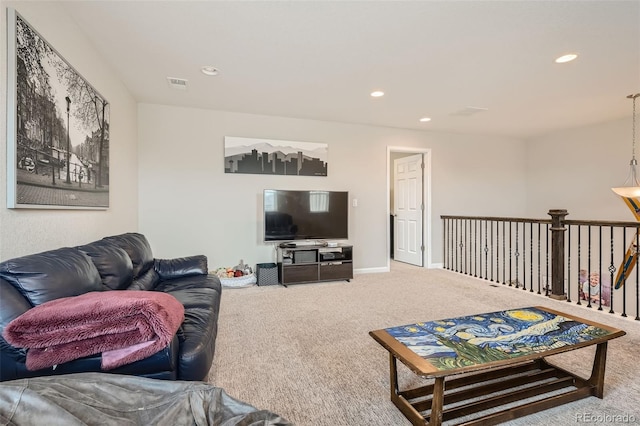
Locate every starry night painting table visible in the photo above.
<box><xmin>369</xmin><ymin>306</ymin><xmax>625</xmax><ymax>426</ymax></box>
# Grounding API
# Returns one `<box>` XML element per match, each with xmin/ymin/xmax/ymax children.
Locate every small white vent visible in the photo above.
<box><xmin>167</xmin><ymin>77</ymin><xmax>188</xmax><ymax>90</ymax></box>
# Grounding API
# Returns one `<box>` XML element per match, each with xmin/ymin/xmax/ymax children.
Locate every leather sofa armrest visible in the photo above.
<box><xmin>154</xmin><ymin>255</ymin><xmax>208</xmax><ymax>281</ymax></box>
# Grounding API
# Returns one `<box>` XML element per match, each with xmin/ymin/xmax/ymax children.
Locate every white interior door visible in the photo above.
<box><xmin>394</xmin><ymin>153</ymin><xmax>424</xmax><ymax>266</ymax></box>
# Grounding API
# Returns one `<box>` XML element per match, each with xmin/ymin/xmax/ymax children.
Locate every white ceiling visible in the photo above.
<box><xmin>61</xmin><ymin>0</ymin><xmax>640</xmax><ymax>139</ymax></box>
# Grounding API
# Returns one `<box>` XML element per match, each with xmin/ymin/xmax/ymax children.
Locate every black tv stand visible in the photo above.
<box><xmin>277</xmin><ymin>244</ymin><xmax>353</xmax><ymax>286</ymax></box>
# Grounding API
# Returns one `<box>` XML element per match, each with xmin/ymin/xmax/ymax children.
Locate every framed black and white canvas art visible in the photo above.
<box><xmin>6</xmin><ymin>9</ymin><xmax>110</xmax><ymax>209</ymax></box>
<box><xmin>224</xmin><ymin>136</ymin><xmax>328</xmax><ymax>176</ymax></box>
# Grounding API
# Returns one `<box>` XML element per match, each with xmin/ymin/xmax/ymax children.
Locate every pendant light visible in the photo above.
<box><xmin>612</xmin><ymin>93</ymin><xmax>640</xmax><ymax>198</ymax></box>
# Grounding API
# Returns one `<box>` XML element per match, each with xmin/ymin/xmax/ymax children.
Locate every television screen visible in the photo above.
<box><xmin>264</xmin><ymin>189</ymin><xmax>348</xmax><ymax>242</ymax></box>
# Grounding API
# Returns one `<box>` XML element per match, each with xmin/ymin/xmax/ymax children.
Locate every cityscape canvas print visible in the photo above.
<box><xmin>6</xmin><ymin>9</ymin><xmax>110</xmax><ymax>209</ymax></box>
<box><xmin>224</xmin><ymin>136</ymin><xmax>327</xmax><ymax>176</ymax></box>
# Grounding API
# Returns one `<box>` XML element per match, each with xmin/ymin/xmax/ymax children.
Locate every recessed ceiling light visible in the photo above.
<box><xmin>419</xmin><ymin>117</ymin><xmax>431</xmax><ymax>122</ymax></box>
<box><xmin>370</xmin><ymin>91</ymin><xmax>384</xmax><ymax>98</ymax></box>
<box><xmin>555</xmin><ymin>53</ymin><xmax>578</xmax><ymax>64</ymax></box>
<box><xmin>201</xmin><ymin>66</ymin><xmax>219</xmax><ymax>76</ymax></box>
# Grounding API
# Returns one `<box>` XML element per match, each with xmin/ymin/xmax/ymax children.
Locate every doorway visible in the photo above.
<box><xmin>388</xmin><ymin>147</ymin><xmax>431</xmax><ymax>269</ymax></box>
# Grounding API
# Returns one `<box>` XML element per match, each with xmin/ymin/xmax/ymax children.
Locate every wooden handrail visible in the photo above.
<box><xmin>440</xmin><ymin>215</ymin><xmax>640</xmax><ymax>228</ymax></box>
<box><xmin>440</xmin><ymin>215</ymin><xmax>551</xmax><ymax>224</ymax></box>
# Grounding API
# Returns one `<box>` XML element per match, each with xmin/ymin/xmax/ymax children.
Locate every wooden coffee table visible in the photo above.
<box><xmin>369</xmin><ymin>306</ymin><xmax>625</xmax><ymax>426</ymax></box>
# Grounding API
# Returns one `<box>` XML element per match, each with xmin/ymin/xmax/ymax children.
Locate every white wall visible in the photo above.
<box><xmin>0</xmin><ymin>2</ymin><xmax>533</xmax><ymax>268</ymax></box>
<box><xmin>0</xmin><ymin>2</ymin><xmax>139</xmax><ymax>259</ymax></box>
<box><xmin>138</xmin><ymin>104</ymin><xmax>528</xmax><ymax>271</ymax></box>
<box><xmin>525</xmin><ymin>118</ymin><xmax>631</xmax><ymax>221</ymax></box>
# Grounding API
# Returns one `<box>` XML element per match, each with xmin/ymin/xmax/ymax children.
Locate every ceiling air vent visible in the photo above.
<box><xmin>451</xmin><ymin>106</ymin><xmax>488</xmax><ymax>117</ymax></box>
<box><xmin>167</xmin><ymin>77</ymin><xmax>188</xmax><ymax>90</ymax></box>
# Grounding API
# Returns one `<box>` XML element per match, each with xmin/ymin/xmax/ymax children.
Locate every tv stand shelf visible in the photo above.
<box><xmin>277</xmin><ymin>244</ymin><xmax>353</xmax><ymax>286</ymax></box>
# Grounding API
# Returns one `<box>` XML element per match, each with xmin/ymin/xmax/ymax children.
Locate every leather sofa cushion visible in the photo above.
<box><xmin>0</xmin><ymin>279</ymin><xmax>30</xmax><ymax>367</ymax></box>
<box><xmin>77</xmin><ymin>240</ymin><xmax>134</xmax><ymax>290</ymax></box>
<box><xmin>129</xmin><ymin>268</ymin><xmax>159</xmax><ymax>291</ymax></box>
<box><xmin>103</xmin><ymin>233</ymin><xmax>154</xmax><ymax>279</ymax></box>
<box><xmin>1</xmin><ymin>335</ymin><xmax>179</xmax><ymax>381</ymax></box>
<box><xmin>155</xmin><ymin>256</ymin><xmax>208</xmax><ymax>280</ymax></box>
<box><xmin>0</xmin><ymin>248</ymin><xmax>102</xmax><ymax>307</ymax></box>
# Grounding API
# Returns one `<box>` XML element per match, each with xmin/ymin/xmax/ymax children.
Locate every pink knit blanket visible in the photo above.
<box><xmin>3</xmin><ymin>291</ymin><xmax>184</xmax><ymax>371</ymax></box>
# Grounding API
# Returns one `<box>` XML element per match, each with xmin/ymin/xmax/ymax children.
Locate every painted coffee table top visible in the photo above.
<box><xmin>371</xmin><ymin>306</ymin><xmax>626</xmax><ymax>377</ymax></box>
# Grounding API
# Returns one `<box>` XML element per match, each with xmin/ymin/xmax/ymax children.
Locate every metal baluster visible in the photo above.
<box><xmin>537</xmin><ymin>223</ymin><xmax>541</xmax><ymax>294</ymax></box>
<box><xmin>456</xmin><ymin>219</ymin><xmax>460</xmax><ymax>273</ymax></box>
<box><xmin>524</xmin><ymin>221</ymin><xmax>528</xmax><ymax>291</ymax></box>
<box><xmin>453</xmin><ymin>219</ymin><xmax>457</xmax><ymax>272</ymax></box>
<box><xmin>496</xmin><ymin>220</ymin><xmax>500</xmax><ymax>283</ymax></box>
<box><xmin>463</xmin><ymin>219</ymin><xmax>466</xmax><ymax>273</ymax></box>
<box><xmin>608</xmin><ymin>226</ymin><xmax>616</xmax><ymax>315</ymax></box>
<box><xmin>451</xmin><ymin>219</ymin><xmax>455</xmax><ymax>272</ymax></box>
<box><xmin>441</xmin><ymin>218</ymin><xmax>445</xmax><ymax>269</ymax></box>
<box><xmin>468</xmin><ymin>219</ymin><xmax>473</xmax><ymax>275</ymax></box>
<box><xmin>515</xmin><ymin>223</ymin><xmax>520</xmax><ymax>288</ymax></box>
<box><xmin>509</xmin><ymin>221</ymin><xmax>513</xmax><ymax>287</ymax></box>
<box><xmin>489</xmin><ymin>220</ymin><xmax>498</xmax><ymax>282</ymax></box>
<box><xmin>475</xmin><ymin>221</ymin><xmax>482</xmax><ymax>278</ymax></box>
<box><xmin>448</xmin><ymin>219</ymin><xmax>452</xmax><ymax>271</ymax></box>
<box><xmin>443</xmin><ymin>218</ymin><xmax>448</xmax><ymax>270</ymax></box>
<box><xmin>598</xmin><ymin>226</ymin><xmax>603</xmax><ymax>311</ymax></box>
<box><xmin>474</xmin><ymin>220</ymin><xmax>478</xmax><ymax>277</ymax></box>
<box><xmin>469</xmin><ymin>220</ymin><xmax>478</xmax><ymax>275</ymax></box>
<box><xmin>503</xmin><ymin>221</ymin><xmax>506</xmax><ymax>285</ymax></box>
<box><xmin>529</xmin><ymin>222</ymin><xmax>534</xmax><ymax>292</ymax></box>
<box><xmin>484</xmin><ymin>220</ymin><xmax>489</xmax><ymax>279</ymax></box>
<box><xmin>478</xmin><ymin>220</ymin><xmax>488</xmax><ymax>280</ymax></box>
<box><xmin>467</xmin><ymin>219</ymin><xmax>471</xmax><ymax>275</ymax></box>
<box><xmin>632</xmin><ymin>228</ymin><xmax>640</xmax><ymax>321</ymax></box>
<box><xmin>577</xmin><ymin>225</ymin><xmax>582</xmax><ymax>306</ymax></box>
<box><xmin>566</xmin><ymin>225</ymin><xmax>571</xmax><ymax>302</ymax></box>
<box><xmin>464</xmin><ymin>219</ymin><xmax>473</xmax><ymax>275</ymax></box>
<box><xmin>460</xmin><ymin>219</ymin><xmax>465</xmax><ymax>274</ymax></box>
<box><xmin>622</xmin><ymin>226</ymin><xmax>628</xmax><ymax>318</ymax></box>
<box><xmin>463</xmin><ymin>219</ymin><xmax>468</xmax><ymax>275</ymax></box>
<box><xmin>587</xmin><ymin>226</ymin><xmax>592</xmax><ymax>308</ymax></box>
<box><xmin>444</xmin><ymin>218</ymin><xmax>448</xmax><ymax>270</ymax></box>
<box><xmin>478</xmin><ymin>221</ymin><xmax>483</xmax><ymax>278</ymax></box>
<box><xmin>465</xmin><ymin>219</ymin><xmax>468</xmax><ymax>274</ymax></box>
<box><xmin>616</xmin><ymin>228</ymin><xmax>627</xmax><ymax>316</ymax></box>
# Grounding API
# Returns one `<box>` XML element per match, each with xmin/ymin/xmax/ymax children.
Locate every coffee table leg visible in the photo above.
<box><xmin>389</xmin><ymin>352</ymin><xmax>399</xmax><ymax>398</ymax></box>
<box><xmin>388</xmin><ymin>352</ymin><xmax>444</xmax><ymax>426</ymax></box>
<box><xmin>388</xmin><ymin>353</ymin><xmax>424</xmax><ymax>425</ymax></box>
<box><xmin>588</xmin><ymin>342</ymin><xmax>608</xmax><ymax>398</ymax></box>
<box><xmin>429</xmin><ymin>377</ymin><xmax>445</xmax><ymax>426</ymax></box>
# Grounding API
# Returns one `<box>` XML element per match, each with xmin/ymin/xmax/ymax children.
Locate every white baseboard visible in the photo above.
<box><xmin>354</xmin><ymin>264</ymin><xmax>441</xmax><ymax>274</ymax></box>
<box><xmin>354</xmin><ymin>267</ymin><xmax>390</xmax><ymax>274</ymax></box>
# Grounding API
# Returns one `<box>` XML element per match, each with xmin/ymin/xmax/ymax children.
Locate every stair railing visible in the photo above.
<box><xmin>442</xmin><ymin>210</ymin><xmax>640</xmax><ymax>321</ymax></box>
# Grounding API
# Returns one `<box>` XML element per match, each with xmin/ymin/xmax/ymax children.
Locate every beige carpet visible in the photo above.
<box><xmin>207</xmin><ymin>261</ymin><xmax>640</xmax><ymax>425</ymax></box>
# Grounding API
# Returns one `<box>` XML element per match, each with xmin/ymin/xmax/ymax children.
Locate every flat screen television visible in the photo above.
<box><xmin>264</xmin><ymin>189</ymin><xmax>348</xmax><ymax>242</ymax></box>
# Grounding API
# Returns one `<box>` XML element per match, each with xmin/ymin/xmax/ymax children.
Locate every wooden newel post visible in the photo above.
<box><xmin>548</xmin><ymin>209</ymin><xmax>568</xmax><ymax>300</ymax></box>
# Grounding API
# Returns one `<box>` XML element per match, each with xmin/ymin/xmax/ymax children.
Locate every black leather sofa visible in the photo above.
<box><xmin>0</xmin><ymin>233</ymin><xmax>221</xmax><ymax>382</ymax></box>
